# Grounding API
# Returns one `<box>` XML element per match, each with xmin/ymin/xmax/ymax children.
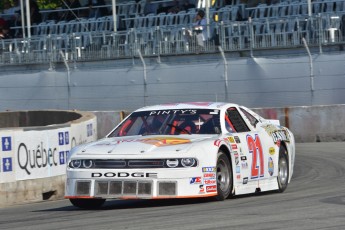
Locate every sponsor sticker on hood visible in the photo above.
<box><xmin>96</xmin><ymin>137</ymin><xmax>191</xmax><ymax>147</ymax></box>
<box><xmin>140</xmin><ymin>137</ymin><xmax>191</xmax><ymax>146</ymax></box>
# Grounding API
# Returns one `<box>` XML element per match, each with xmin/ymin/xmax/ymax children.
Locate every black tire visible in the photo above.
<box><xmin>70</xmin><ymin>198</ymin><xmax>106</xmax><ymax>209</ymax></box>
<box><xmin>215</xmin><ymin>150</ymin><xmax>233</xmax><ymax>201</ymax></box>
<box><xmin>277</xmin><ymin>146</ymin><xmax>289</xmax><ymax>192</ymax></box>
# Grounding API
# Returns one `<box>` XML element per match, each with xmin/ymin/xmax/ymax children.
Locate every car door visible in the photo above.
<box><xmin>224</xmin><ymin>106</ymin><xmax>270</xmax><ymax>188</ymax></box>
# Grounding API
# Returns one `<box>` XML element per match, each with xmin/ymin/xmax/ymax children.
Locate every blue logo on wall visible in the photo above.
<box><xmin>59</xmin><ymin>131</ymin><xmax>70</xmax><ymax>145</ymax></box>
<box><xmin>65</xmin><ymin>131</ymin><xmax>69</xmax><ymax>145</ymax></box>
<box><xmin>2</xmin><ymin>158</ymin><xmax>12</xmax><ymax>172</ymax></box>
<box><xmin>1</xmin><ymin>137</ymin><xmax>12</xmax><ymax>151</ymax></box>
<box><xmin>58</xmin><ymin>132</ymin><xmax>64</xmax><ymax>145</ymax></box>
<box><xmin>59</xmin><ymin>151</ymin><xmax>65</xmax><ymax>165</ymax></box>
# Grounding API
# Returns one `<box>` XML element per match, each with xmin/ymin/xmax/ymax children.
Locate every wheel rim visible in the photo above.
<box><xmin>278</xmin><ymin>155</ymin><xmax>288</xmax><ymax>185</ymax></box>
<box><xmin>217</xmin><ymin>158</ymin><xmax>230</xmax><ymax>192</ymax></box>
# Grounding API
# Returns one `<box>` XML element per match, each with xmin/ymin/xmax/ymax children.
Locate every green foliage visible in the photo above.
<box><xmin>36</xmin><ymin>0</ymin><xmax>62</xmax><ymax>9</ymax></box>
<box><xmin>0</xmin><ymin>0</ymin><xmax>62</xmax><ymax>10</ymax></box>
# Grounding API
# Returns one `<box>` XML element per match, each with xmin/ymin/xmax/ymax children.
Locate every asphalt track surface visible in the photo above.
<box><xmin>0</xmin><ymin>142</ymin><xmax>344</xmax><ymax>230</ymax></box>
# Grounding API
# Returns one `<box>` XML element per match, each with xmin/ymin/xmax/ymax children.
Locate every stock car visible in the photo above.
<box><xmin>65</xmin><ymin>102</ymin><xmax>295</xmax><ymax>209</ymax></box>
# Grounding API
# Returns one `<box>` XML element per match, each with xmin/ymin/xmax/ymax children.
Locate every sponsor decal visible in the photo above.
<box><xmin>262</xmin><ymin>124</ymin><xmax>279</xmax><ymax>135</ymax></box>
<box><xmin>2</xmin><ymin>157</ymin><xmax>12</xmax><ymax>172</ymax></box>
<box><xmin>241</xmin><ymin>161</ymin><xmax>248</xmax><ymax>169</ymax></box>
<box><xmin>243</xmin><ymin>177</ymin><xmax>248</xmax><ymax>184</ymax></box>
<box><xmin>59</xmin><ymin>151</ymin><xmax>69</xmax><ymax>165</ymax></box>
<box><xmin>141</xmin><ymin>137</ymin><xmax>191</xmax><ymax>147</ymax></box>
<box><xmin>12</xmin><ymin>126</ymin><xmax>90</xmax><ymax>180</ymax></box>
<box><xmin>204</xmin><ymin>179</ymin><xmax>216</xmax><ymax>185</ymax></box>
<box><xmin>269</xmin><ymin>147</ymin><xmax>275</xmax><ymax>155</ymax></box>
<box><xmin>241</xmin><ymin>156</ymin><xmax>247</xmax><ymax>161</ymax></box>
<box><xmin>59</xmin><ymin>151</ymin><xmax>65</xmax><ymax>165</ymax></box>
<box><xmin>235</xmin><ymin>155</ymin><xmax>239</xmax><ymax>165</ymax></box>
<box><xmin>66</xmin><ymin>151</ymin><xmax>70</xmax><ymax>161</ymax></box>
<box><xmin>91</xmin><ymin>172</ymin><xmax>158</xmax><ymax>178</ymax></box>
<box><xmin>17</xmin><ymin>143</ymin><xmax>59</xmax><ymax>175</ymax></box>
<box><xmin>1</xmin><ymin>137</ymin><xmax>12</xmax><ymax>151</ymax></box>
<box><xmin>149</xmin><ymin>109</ymin><xmax>197</xmax><ymax>116</ymax></box>
<box><xmin>236</xmin><ymin>174</ymin><xmax>241</xmax><ymax>180</ymax></box>
<box><xmin>199</xmin><ymin>185</ymin><xmax>205</xmax><ymax>193</ymax></box>
<box><xmin>65</xmin><ymin>132</ymin><xmax>70</xmax><ymax>145</ymax></box>
<box><xmin>214</xmin><ymin>139</ymin><xmax>221</xmax><ymax>147</ymax></box>
<box><xmin>271</xmin><ymin>130</ymin><xmax>290</xmax><ymax>144</ymax></box>
<box><xmin>231</xmin><ymin>144</ymin><xmax>238</xmax><ymax>150</ymax></box>
<box><xmin>58</xmin><ymin>132</ymin><xmax>64</xmax><ymax>145</ymax></box>
<box><xmin>228</xmin><ymin>136</ymin><xmax>235</xmax><ymax>143</ymax></box>
<box><xmin>206</xmin><ymin>185</ymin><xmax>217</xmax><ymax>193</ymax></box>
<box><xmin>236</xmin><ymin>166</ymin><xmax>241</xmax><ymax>173</ymax></box>
<box><xmin>202</xmin><ymin>167</ymin><xmax>216</xmax><ymax>172</ymax></box>
<box><xmin>262</xmin><ymin>125</ymin><xmax>290</xmax><ymax>144</ymax></box>
<box><xmin>112</xmin><ymin>137</ymin><xmax>191</xmax><ymax>147</ymax></box>
<box><xmin>268</xmin><ymin>157</ymin><xmax>274</xmax><ymax>176</ymax></box>
<box><xmin>203</xmin><ymin>173</ymin><xmax>216</xmax><ymax>179</ymax></box>
<box><xmin>234</xmin><ymin>136</ymin><xmax>241</xmax><ymax>143</ymax></box>
<box><xmin>58</xmin><ymin>132</ymin><xmax>70</xmax><ymax>146</ymax></box>
<box><xmin>190</xmin><ymin>177</ymin><xmax>202</xmax><ymax>184</ymax></box>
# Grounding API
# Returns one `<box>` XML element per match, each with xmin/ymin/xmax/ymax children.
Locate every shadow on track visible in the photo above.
<box><xmin>33</xmin><ymin>197</ymin><xmax>215</xmax><ymax>212</ymax></box>
<box><xmin>34</xmin><ymin>190</ymin><xmax>282</xmax><ymax>212</ymax></box>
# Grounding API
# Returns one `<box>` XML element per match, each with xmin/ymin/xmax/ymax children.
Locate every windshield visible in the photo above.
<box><xmin>108</xmin><ymin>109</ymin><xmax>221</xmax><ymax>137</ymax></box>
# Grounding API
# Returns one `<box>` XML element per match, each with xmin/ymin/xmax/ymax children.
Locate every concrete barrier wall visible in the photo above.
<box><xmin>93</xmin><ymin>111</ymin><xmax>128</xmax><ymax>139</ymax></box>
<box><xmin>252</xmin><ymin>104</ymin><xmax>345</xmax><ymax>143</ymax></box>
<box><xmin>0</xmin><ymin>111</ymin><xmax>97</xmax><ymax>207</ymax></box>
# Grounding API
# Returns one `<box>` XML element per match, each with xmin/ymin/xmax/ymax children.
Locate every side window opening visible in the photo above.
<box><xmin>226</xmin><ymin>107</ymin><xmax>250</xmax><ymax>132</ymax></box>
<box><xmin>240</xmin><ymin>108</ymin><xmax>259</xmax><ymax>128</ymax></box>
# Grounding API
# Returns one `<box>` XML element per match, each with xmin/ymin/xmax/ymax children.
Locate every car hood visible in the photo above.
<box><xmin>75</xmin><ymin>135</ymin><xmax>216</xmax><ymax>156</ymax></box>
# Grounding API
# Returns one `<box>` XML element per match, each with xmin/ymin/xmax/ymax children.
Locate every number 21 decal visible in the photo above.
<box><xmin>247</xmin><ymin>134</ymin><xmax>264</xmax><ymax>179</ymax></box>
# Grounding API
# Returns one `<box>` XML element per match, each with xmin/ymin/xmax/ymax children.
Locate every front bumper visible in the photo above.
<box><xmin>65</xmin><ymin>167</ymin><xmax>217</xmax><ymax>199</ymax></box>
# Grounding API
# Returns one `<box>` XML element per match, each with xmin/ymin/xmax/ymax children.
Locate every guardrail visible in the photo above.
<box><xmin>1</xmin><ymin>13</ymin><xmax>344</xmax><ymax>65</ymax></box>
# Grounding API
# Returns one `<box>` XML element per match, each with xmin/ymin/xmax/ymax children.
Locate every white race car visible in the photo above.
<box><xmin>65</xmin><ymin>102</ymin><xmax>295</xmax><ymax>209</ymax></box>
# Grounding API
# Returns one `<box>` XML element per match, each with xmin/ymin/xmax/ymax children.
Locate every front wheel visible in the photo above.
<box><xmin>277</xmin><ymin>146</ymin><xmax>289</xmax><ymax>192</ymax></box>
<box><xmin>215</xmin><ymin>150</ymin><xmax>233</xmax><ymax>201</ymax></box>
<box><xmin>70</xmin><ymin>198</ymin><xmax>106</xmax><ymax>209</ymax></box>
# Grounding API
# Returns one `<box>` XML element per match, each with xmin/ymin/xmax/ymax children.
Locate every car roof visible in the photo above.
<box><xmin>135</xmin><ymin>102</ymin><xmax>239</xmax><ymax>112</ymax></box>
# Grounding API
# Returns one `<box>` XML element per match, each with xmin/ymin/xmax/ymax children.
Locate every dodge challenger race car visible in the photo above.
<box><xmin>65</xmin><ymin>102</ymin><xmax>295</xmax><ymax>209</ymax></box>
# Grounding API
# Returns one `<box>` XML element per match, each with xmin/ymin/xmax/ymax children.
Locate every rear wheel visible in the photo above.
<box><xmin>215</xmin><ymin>150</ymin><xmax>233</xmax><ymax>201</ymax></box>
<box><xmin>277</xmin><ymin>146</ymin><xmax>289</xmax><ymax>192</ymax></box>
<box><xmin>69</xmin><ymin>198</ymin><xmax>106</xmax><ymax>209</ymax></box>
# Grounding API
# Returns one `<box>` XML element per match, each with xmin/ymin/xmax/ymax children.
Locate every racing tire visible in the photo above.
<box><xmin>277</xmin><ymin>146</ymin><xmax>289</xmax><ymax>193</ymax></box>
<box><xmin>215</xmin><ymin>150</ymin><xmax>233</xmax><ymax>201</ymax></box>
<box><xmin>69</xmin><ymin>198</ymin><xmax>106</xmax><ymax>209</ymax></box>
